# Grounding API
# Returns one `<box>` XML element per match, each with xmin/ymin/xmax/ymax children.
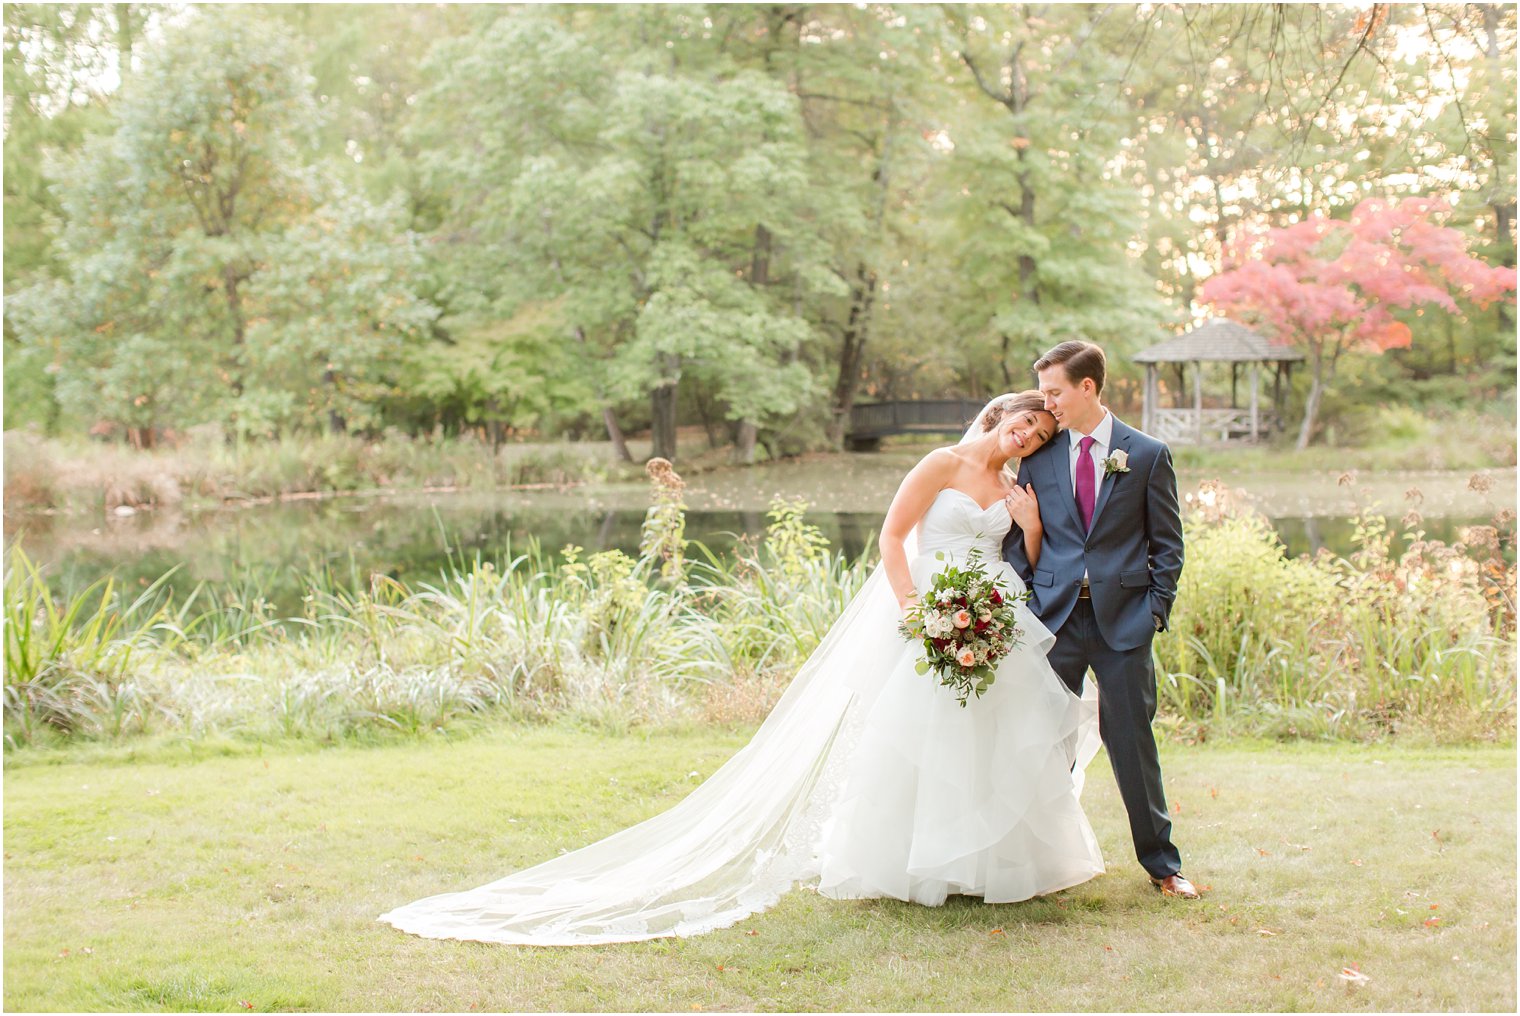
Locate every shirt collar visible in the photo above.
<box><xmin>1071</xmin><ymin>409</ymin><xmax>1114</xmax><ymax>451</ymax></box>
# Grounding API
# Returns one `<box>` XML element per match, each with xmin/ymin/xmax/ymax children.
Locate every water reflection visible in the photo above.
<box><xmin>6</xmin><ymin>493</ymin><xmax>1503</xmax><ymax>620</ymax></box>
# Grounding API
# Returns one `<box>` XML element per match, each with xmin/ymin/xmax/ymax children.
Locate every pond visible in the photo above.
<box><xmin>7</xmin><ymin>456</ymin><xmax>1514</xmax><ymax>619</ymax></box>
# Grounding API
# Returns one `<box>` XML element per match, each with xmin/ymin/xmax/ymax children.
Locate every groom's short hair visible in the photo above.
<box><xmin>1034</xmin><ymin>340</ymin><xmax>1106</xmax><ymax>395</ymax></box>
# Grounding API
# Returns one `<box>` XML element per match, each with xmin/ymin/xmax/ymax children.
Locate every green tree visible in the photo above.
<box><xmin>411</xmin><ymin>7</ymin><xmax>835</xmax><ymax>462</ymax></box>
<box><xmin>5</xmin><ymin>7</ymin><xmax>435</xmax><ymax>443</ymax></box>
<box><xmin>936</xmin><ymin>4</ymin><xmax>1171</xmax><ymax>392</ymax></box>
<box><xmin>2</xmin><ymin>3</ymin><xmax>152</xmax><ymax>431</ymax></box>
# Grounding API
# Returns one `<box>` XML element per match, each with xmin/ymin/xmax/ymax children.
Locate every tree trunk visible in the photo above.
<box><xmin>484</xmin><ymin>396</ymin><xmax>504</xmax><ymax>451</ymax></box>
<box><xmin>732</xmin><ymin>221</ymin><xmax>773</xmax><ymax>455</ymax></box>
<box><xmin>603</xmin><ymin>407</ymin><xmax>632</xmax><ymax>462</ymax></box>
<box><xmin>733</xmin><ymin>419</ymin><xmax>758</xmax><ymax>465</ymax></box>
<box><xmin>1295</xmin><ymin>346</ymin><xmax>1326</xmax><ymax>451</ymax></box>
<box><xmin>1008</xmin><ymin>43</ymin><xmax>1039</xmax><ymax>308</ymax></box>
<box><xmin>826</xmin><ymin>263</ymin><xmax>877</xmax><ymax>448</ymax></box>
<box><xmin>1482</xmin><ymin>5</ymin><xmax>1516</xmax><ymax>336</ymax></box>
<box><xmin>693</xmin><ymin>385</ymin><xmax>721</xmax><ymax>448</ymax></box>
<box><xmin>826</xmin><ymin>91</ymin><xmax>896</xmax><ymax>450</ymax></box>
<box><xmin>115</xmin><ymin>4</ymin><xmax>134</xmax><ymax>78</ymax></box>
<box><xmin>323</xmin><ymin>366</ymin><xmax>347</xmax><ymax>435</ymax></box>
<box><xmin>223</xmin><ymin>267</ymin><xmax>247</xmax><ymax>397</ymax></box>
<box><xmin>650</xmin><ymin>353</ymin><xmax>680</xmax><ymax>461</ymax></box>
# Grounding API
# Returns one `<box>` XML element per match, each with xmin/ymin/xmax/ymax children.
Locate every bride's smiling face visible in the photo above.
<box><xmin>998</xmin><ymin>409</ymin><xmax>1057</xmax><ymax>457</ymax></box>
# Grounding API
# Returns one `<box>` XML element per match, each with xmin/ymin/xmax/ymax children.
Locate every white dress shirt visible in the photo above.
<box><xmin>1068</xmin><ymin>410</ymin><xmax>1113</xmax><ymax>584</ymax></box>
<box><xmin>1067</xmin><ymin>409</ymin><xmax>1114</xmax><ymax>500</ymax></box>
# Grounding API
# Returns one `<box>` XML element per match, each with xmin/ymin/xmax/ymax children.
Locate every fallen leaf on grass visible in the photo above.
<box><xmin>989</xmin><ymin>928</ymin><xmax>1004</xmax><ymax>936</ymax></box>
<box><xmin>1338</xmin><ymin>966</ymin><xmax>1370</xmax><ymax>986</ymax></box>
<box><xmin>1424</xmin><ymin>917</ymin><xmax>1441</xmax><ymax>928</ymax></box>
<box><xmin>745</xmin><ymin>929</ymin><xmax>759</xmax><ymax>936</ymax></box>
<box><xmin>238</xmin><ymin>1002</ymin><xmax>254</xmax><ymax>1011</ymax></box>
<box><xmin>1350</xmin><ymin>858</ymin><xmax>1363</xmax><ymax>866</ymax></box>
<box><xmin>1429</xmin><ymin>904</ymin><xmax>1439</xmax><ymax>910</ymax></box>
<box><xmin>1255</xmin><ymin>928</ymin><xmax>1277</xmax><ymax>936</ymax></box>
<box><xmin>1256</xmin><ymin>848</ymin><xmax>1272</xmax><ymax>857</ymax></box>
<box><xmin>1208</xmin><ymin>786</ymin><xmax>1219</xmax><ymax>799</ymax></box>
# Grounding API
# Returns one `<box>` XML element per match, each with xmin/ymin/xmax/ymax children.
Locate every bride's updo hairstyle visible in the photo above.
<box><xmin>976</xmin><ymin>390</ymin><xmax>1047</xmax><ymax>436</ymax></box>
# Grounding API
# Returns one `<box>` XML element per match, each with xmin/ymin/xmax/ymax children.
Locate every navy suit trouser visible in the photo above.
<box><xmin>1046</xmin><ymin>597</ymin><xmax>1181</xmax><ymax>879</ymax></box>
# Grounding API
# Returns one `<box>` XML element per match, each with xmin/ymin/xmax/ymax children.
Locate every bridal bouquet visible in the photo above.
<box><xmin>897</xmin><ymin>550</ymin><xmax>1031</xmax><ymax>707</ymax></box>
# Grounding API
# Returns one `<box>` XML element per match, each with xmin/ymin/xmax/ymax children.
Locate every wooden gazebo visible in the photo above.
<box><xmin>1133</xmin><ymin>319</ymin><xmax>1304</xmax><ymax>445</ymax></box>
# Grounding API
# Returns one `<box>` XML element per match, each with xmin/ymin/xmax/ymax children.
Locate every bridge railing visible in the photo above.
<box><xmin>846</xmin><ymin>399</ymin><xmax>986</xmax><ymax>449</ymax></box>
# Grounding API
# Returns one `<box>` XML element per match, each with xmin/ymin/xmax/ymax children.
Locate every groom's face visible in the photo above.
<box><xmin>1037</xmin><ymin>364</ymin><xmax>1100</xmax><ymax>433</ymax></box>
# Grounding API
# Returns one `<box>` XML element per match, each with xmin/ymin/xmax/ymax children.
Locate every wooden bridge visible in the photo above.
<box><xmin>845</xmin><ymin>399</ymin><xmax>985</xmax><ymax>451</ymax></box>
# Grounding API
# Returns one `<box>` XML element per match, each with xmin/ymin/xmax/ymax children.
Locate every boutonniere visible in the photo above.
<box><xmin>1102</xmin><ymin>449</ymin><xmax>1130</xmax><ymax>477</ymax></box>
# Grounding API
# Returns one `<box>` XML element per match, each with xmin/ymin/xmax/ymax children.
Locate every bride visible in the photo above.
<box><xmin>379</xmin><ymin>391</ymin><xmax>1103</xmax><ymax>945</ymax></box>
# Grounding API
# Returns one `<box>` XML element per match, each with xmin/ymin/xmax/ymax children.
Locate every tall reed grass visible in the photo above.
<box><xmin>1151</xmin><ymin>479</ymin><xmax>1515</xmax><ymax>741</ymax></box>
<box><xmin>4</xmin><ymin>473</ymin><xmax>1513</xmax><ymax>750</ymax></box>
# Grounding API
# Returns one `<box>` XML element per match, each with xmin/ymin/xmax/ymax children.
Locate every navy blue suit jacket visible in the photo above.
<box><xmin>1003</xmin><ymin>416</ymin><xmax>1184</xmax><ymax>653</ymax></box>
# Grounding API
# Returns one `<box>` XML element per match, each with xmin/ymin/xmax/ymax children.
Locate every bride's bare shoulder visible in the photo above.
<box><xmin>895</xmin><ymin>446</ymin><xmax>961</xmax><ymax>492</ymax></box>
<box><xmin>917</xmin><ymin>446</ymin><xmax>967</xmax><ymax>471</ymax></box>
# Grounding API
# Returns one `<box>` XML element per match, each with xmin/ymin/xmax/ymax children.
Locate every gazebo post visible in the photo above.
<box><xmin>1249</xmin><ymin>361</ymin><xmax>1260</xmax><ymax>442</ymax></box>
<box><xmin>1143</xmin><ymin>363</ymin><xmax>1156</xmax><ymax>433</ymax></box>
<box><xmin>1131</xmin><ymin>320</ymin><xmax>1302</xmax><ymax>448</ymax></box>
<box><xmin>1192</xmin><ymin>359</ymin><xmax>1203</xmax><ymax>444</ymax></box>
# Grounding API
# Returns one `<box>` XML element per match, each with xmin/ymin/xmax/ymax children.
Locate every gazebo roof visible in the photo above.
<box><xmin>1132</xmin><ymin>319</ymin><xmax>1304</xmax><ymax>363</ymax></box>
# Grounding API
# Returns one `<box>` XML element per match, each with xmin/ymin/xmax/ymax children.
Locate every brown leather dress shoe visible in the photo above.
<box><xmin>1149</xmin><ymin>873</ymin><xmax>1201</xmax><ymax>899</ymax></box>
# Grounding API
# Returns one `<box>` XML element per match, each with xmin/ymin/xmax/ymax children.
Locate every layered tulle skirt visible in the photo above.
<box><xmin>816</xmin><ymin>553</ymin><xmax>1104</xmax><ymax>904</ymax></box>
<box><xmin>378</xmin><ymin>548</ymin><xmax>1101</xmax><ymax>945</ymax></box>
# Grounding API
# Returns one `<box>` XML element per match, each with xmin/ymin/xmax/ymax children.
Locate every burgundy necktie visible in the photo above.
<box><xmin>1075</xmin><ymin>435</ymin><xmax>1096</xmax><ymax>531</ymax></box>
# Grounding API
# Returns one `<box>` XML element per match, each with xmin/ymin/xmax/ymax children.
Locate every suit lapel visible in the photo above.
<box><xmin>1046</xmin><ymin>430</ymin><xmax>1083</xmax><ymax>531</ymax></box>
<box><xmin>1087</xmin><ymin>419</ymin><xmax>1133</xmax><ymax>534</ymax></box>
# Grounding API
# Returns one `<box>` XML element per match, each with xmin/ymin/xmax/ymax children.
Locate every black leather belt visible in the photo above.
<box><xmin>1077</xmin><ymin>580</ymin><xmax>1092</xmax><ymax>600</ymax></box>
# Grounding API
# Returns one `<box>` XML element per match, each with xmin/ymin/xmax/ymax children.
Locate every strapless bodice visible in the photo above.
<box><xmin>915</xmin><ymin>488</ymin><xmax>1012</xmax><ymax>561</ymax></box>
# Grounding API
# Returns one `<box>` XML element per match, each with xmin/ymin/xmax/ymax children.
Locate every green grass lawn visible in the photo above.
<box><xmin>4</xmin><ymin>728</ymin><xmax>1514</xmax><ymax>1012</ymax></box>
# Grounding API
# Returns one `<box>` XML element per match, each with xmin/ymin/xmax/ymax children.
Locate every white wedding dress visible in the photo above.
<box><xmin>379</xmin><ymin>488</ymin><xmax>1103</xmax><ymax>945</ymax></box>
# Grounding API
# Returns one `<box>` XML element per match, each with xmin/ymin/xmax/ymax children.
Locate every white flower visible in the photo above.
<box><xmin>1103</xmin><ymin>449</ymin><xmax>1130</xmax><ymax>476</ymax></box>
<box><xmin>956</xmin><ymin>647</ymin><xmax>976</xmax><ymax>667</ymax></box>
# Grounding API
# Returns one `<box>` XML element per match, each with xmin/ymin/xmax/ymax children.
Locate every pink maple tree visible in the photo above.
<box><xmin>1200</xmin><ymin>196</ymin><xmax>1516</xmax><ymax>449</ymax></box>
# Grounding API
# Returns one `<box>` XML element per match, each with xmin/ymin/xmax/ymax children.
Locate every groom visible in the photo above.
<box><xmin>1003</xmin><ymin>340</ymin><xmax>1199</xmax><ymax>899</ymax></box>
